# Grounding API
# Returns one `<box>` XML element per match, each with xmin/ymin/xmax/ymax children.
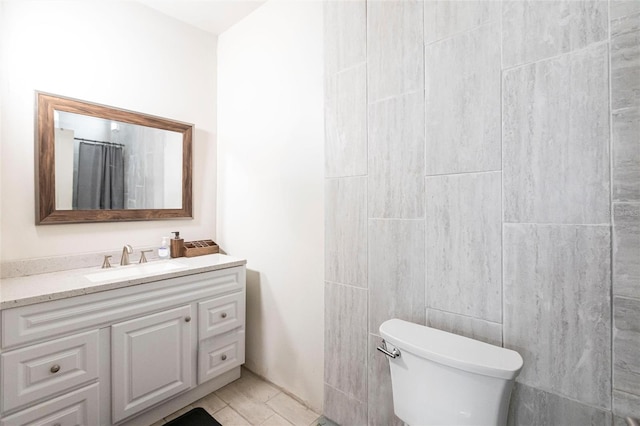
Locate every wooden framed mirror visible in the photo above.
<box><xmin>36</xmin><ymin>92</ymin><xmax>193</xmax><ymax>224</ymax></box>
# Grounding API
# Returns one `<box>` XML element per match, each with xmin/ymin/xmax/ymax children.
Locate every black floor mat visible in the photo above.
<box><xmin>164</xmin><ymin>407</ymin><xmax>222</xmax><ymax>426</ymax></box>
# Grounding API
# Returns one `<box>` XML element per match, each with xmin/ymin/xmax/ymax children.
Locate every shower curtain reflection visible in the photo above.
<box><xmin>73</xmin><ymin>142</ymin><xmax>125</xmax><ymax>209</ymax></box>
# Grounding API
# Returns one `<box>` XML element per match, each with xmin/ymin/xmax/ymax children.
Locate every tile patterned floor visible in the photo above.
<box><xmin>152</xmin><ymin>368</ymin><xmax>321</xmax><ymax>426</ymax></box>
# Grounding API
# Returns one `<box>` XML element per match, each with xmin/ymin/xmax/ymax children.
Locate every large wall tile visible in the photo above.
<box><xmin>324</xmin><ymin>282</ymin><xmax>368</xmax><ymax>402</ymax></box>
<box><xmin>611</xmin><ymin>30</ymin><xmax>640</xmax><ymax>111</ymax></box>
<box><xmin>325</xmin><ymin>64</ymin><xmax>368</xmax><ymax>178</ymax></box>
<box><xmin>324</xmin><ymin>384</ymin><xmax>367</xmax><ymax>426</ymax></box>
<box><xmin>426</xmin><ymin>309</ymin><xmax>502</xmax><ymax>347</ymax></box>
<box><xmin>425</xmin><ymin>23</ymin><xmax>501</xmax><ymax>174</ymax></box>
<box><xmin>368</xmin><ymin>92</ymin><xmax>424</xmax><ymax>219</ymax></box>
<box><xmin>325</xmin><ymin>177</ymin><xmax>367</xmax><ymax>287</ymax></box>
<box><xmin>367</xmin><ymin>0</ymin><xmax>423</xmax><ymax>102</ymax></box>
<box><xmin>614</xmin><ymin>390</ymin><xmax>640</xmax><ymax>419</ymax></box>
<box><xmin>614</xmin><ymin>203</ymin><xmax>640</xmax><ymax>298</ymax></box>
<box><xmin>424</xmin><ymin>0</ymin><xmax>499</xmax><ymax>44</ymax></box>
<box><xmin>503</xmin><ymin>224</ymin><xmax>611</xmax><ymax>409</ymax></box>
<box><xmin>369</xmin><ymin>219</ymin><xmax>425</xmax><ymax>333</ymax></box>
<box><xmin>503</xmin><ymin>44</ymin><xmax>610</xmax><ymax>224</ymax></box>
<box><xmin>508</xmin><ymin>383</ymin><xmax>613</xmax><ymax>426</ymax></box>
<box><xmin>323</xmin><ymin>0</ymin><xmax>366</xmax><ymax>75</ymax></box>
<box><xmin>613</xmin><ymin>296</ymin><xmax>640</xmax><ymax>396</ymax></box>
<box><xmin>502</xmin><ymin>0</ymin><xmax>608</xmax><ymax>68</ymax></box>
<box><xmin>425</xmin><ymin>172</ymin><xmax>502</xmax><ymax>322</ymax></box>
<box><xmin>368</xmin><ymin>334</ymin><xmax>403</xmax><ymax>426</ymax></box>
<box><xmin>612</xmin><ymin>108</ymin><xmax>640</xmax><ymax>202</ymax></box>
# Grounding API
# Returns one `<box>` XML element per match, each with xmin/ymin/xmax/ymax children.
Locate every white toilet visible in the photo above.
<box><xmin>379</xmin><ymin>319</ymin><xmax>523</xmax><ymax>426</ymax></box>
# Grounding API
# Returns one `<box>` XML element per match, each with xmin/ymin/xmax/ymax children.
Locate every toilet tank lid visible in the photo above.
<box><xmin>379</xmin><ymin>319</ymin><xmax>523</xmax><ymax>380</ymax></box>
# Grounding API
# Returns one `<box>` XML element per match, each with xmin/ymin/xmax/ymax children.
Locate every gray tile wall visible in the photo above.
<box><xmin>425</xmin><ymin>22</ymin><xmax>501</xmax><ymax>175</ymax></box>
<box><xmin>503</xmin><ymin>224</ymin><xmax>611</xmax><ymax>409</ymax></box>
<box><xmin>324</xmin><ymin>0</ymin><xmax>638</xmax><ymax>424</ymax></box>
<box><xmin>611</xmin><ymin>0</ymin><xmax>640</xmax><ymax>419</ymax></box>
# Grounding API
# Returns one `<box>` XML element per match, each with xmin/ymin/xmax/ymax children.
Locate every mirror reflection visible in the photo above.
<box><xmin>54</xmin><ymin>111</ymin><xmax>183</xmax><ymax>210</ymax></box>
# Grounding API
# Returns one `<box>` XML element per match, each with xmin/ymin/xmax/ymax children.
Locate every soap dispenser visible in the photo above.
<box><xmin>170</xmin><ymin>231</ymin><xmax>184</xmax><ymax>258</ymax></box>
<box><xmin>158</xmin><ymin>236</ymin><xmax>170</xmax><ymax>259</ymax></box>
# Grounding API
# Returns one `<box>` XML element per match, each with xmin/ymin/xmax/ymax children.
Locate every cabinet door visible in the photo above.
<box><xmin>111</xmin><ymin>306</ymin><xmax>193</xmax><ymax>423</ymax></box>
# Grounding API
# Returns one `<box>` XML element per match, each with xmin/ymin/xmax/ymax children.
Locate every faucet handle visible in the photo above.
<box><xmin>139</xmin><ymin>250</ymin><xmax>152</xmax><ymax>264</ymax></box>
<box><xmin>102</xmin><ymin>255</ymin><xmax>113</xmax><ymax>269</ymax></box>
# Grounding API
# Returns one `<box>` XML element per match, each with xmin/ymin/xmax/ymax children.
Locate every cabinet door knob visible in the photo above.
<box><xmin>221</xmin><ymin>354</ymin><xmax>227</xmax><ymax>361</ymax></box>
<box><xmin>185</xmin><ymin>316</ymin><xmax>191</xmax><ymax>322</ymax></box>
<box><xmin>221</xmin><ymin>312</ymin><xmax>227</xmax><ymax>319</ymax></box>
<box><xmin>50</xmin><ymin>364</ymin><xmax>61</xmax><ymax>373</ymax></box>
<box><xmin>53</xmin><ymin>423</ymin><xmax>61</xmax><ymax>426</ymax></box>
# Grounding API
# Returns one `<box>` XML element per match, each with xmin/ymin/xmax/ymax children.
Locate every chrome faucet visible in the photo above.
<box><xmin>120</xmin><ymin>245</ymin><xmax>133</xmax><ymax>265</ymax></box>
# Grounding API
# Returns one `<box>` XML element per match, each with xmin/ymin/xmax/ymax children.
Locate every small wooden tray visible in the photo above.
<box><xmin>182</xmin><ymin>239</ymin><xmax>219</xmax><ymax>257</ymax></box>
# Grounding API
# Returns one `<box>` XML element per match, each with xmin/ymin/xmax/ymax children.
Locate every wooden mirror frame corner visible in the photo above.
<box><xmin>35</xmin><ymin>92</ymin><xmax>193</xmax><ymax>224</ymax></box>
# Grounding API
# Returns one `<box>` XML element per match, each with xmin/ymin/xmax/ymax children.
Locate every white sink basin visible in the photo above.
<box><xmin>85</xmin><ymin>261</ymin><xmax>187</xmax><ymax>283</ymax></box>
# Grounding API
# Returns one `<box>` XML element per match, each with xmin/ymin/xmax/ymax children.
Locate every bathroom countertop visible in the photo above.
<box><xmin>0</xmin><ymin>254</ymin><xmax>246</xmax><ymax>310</ymax></box>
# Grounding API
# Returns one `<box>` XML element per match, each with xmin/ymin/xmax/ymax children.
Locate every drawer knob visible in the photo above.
<box><xmin>221</xmin><ymin>354</ymin><xmax>227</xmax><ymax>361</ymax></box>
<box><xmin>50</xmin><ymin>364</ymin><xmax>61</xmax><ymax>374</ymax></box>
<box><xmin>53</xmin><ymin>423</ymin><xmax>61</xmax><ymax>426</ymax></box>
<box><xmin>221</xmin><ymin>312</ymin><xmax>228</xmax><ymax>319</ymax></box>
<box><xmin>185</xmin><ymin>316</ymin><xmax>191</xmax><ymax>322</ymax></box>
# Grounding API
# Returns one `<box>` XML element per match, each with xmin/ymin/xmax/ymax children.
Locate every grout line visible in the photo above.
<box><xmin>367</xmin><ymin>217</ymin><xmax>425</xmax><ymax>222</ymax></box>
<box><xmin>368</xmin><ymin>88</ymin><xmax>425</xmax><ymax>106</ymax></box>
<box><xmin>334</xmin><ymin>60</ymin><xmax>367</xmax><ymax>77</ymax></box>
<box><xmin>324</xmin><ymin>174</ymin><xmax>368</xmax><ymax>180</ymax></box>
<box><xmin>500</xmin><ymin>0</ymin><xmax>505</xmax><ymax>345</ymax></box>
<box><xmin>426</xmin><ymin>307</ymin><xmax>503</xmax><ymax>326</ymax></box>
<box><xmin>324</xmin><ymin>280</ymin><xmax>368</xmax><ymax>292</ymax></box>
<box><xmin>324</xmin><ymin>382</ymin><xmax>366</xmax><ymax>405</ymax></box>
<box><xmin>502</xmin><ymin>222</ymin><xmax>613</xmax><ymax>227</ymax></box>
<box><xmin>614</xmin><ymin>294</ymin><xmax>640</xmax><ymax>303</ymax></box>
<box><xmin>608</xmin><ymin>0</ymin><xmax>616</xmax><ymax>413</ymax></box>
<box><xmin>364</xmin><ymin>2</ymin><xmax>370</xmax><ymax>421</ymax></box>
<box><xmin>423</xmin><ymin>0</ymin><xmax>429</xmax><ymax>328</ymax></box>
<box><xmin>425</xmin><ymin>19</ymin><xmax>502</xmax><ymax>48</ymax></box>
<box><xmin>232</xmin><ymin>406</ymin><xmax>254</xmax><ymax>425</ymax></box>
<box><xmin>502</xmin><ymin>40</ymin><xmax>610</xmax><ymax>73</ymax></box>
<box><xmin>425</xmin><ymin>169</ymin><xmax>502</xmax><ymax>178</ymax></box>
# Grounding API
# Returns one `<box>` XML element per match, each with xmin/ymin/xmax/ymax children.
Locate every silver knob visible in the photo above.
<box><xmin>221</xmin><ymin>312</ymin><xmax>227</xmax><ymax>318</ymax></box>
<box><xmin>185</xmin><ymin>316</ymin><xmax>191</xmax><ymax>322</ymax></box>
<box><xmin>50</xmin><ymin>364</ymin><xmax>61</xmax><ymax>373</ymax></box>
<box><xmin>221</xmin><ymin>354</ymin><xmax>227</xmax><ymax>361</ymax></box>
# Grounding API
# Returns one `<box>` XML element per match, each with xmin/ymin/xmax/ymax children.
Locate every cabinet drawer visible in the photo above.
<box><xmin>198</xmin><ymin>292</ymin><xmax>245</xmax><ymax>340</ymax></box>
<box><xmin>1</xmin><ymin>331</ymin><xmax>99</xmax><ymax>413</ymax></box>
<box><xmin>0</xmin><ymin>383</ymin><xmax>99</xmax><ymax>426</ymax></box>
<box><xmin>198</xmin><ymin>329</ymin><xmax>245</xmax><ymax>384</ymax></box>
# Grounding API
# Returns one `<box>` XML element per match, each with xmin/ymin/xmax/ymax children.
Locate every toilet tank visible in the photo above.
<box><xmin>379</xmin><ymin>319</ymin><xmax>523</xmax><ymax>426</ymax></box>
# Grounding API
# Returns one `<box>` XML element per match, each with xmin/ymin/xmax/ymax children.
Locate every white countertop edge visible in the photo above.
<box><xmin>0</xmin><ymin>254</ymin><xmax>247</xmax><ymax>310</ymax></box>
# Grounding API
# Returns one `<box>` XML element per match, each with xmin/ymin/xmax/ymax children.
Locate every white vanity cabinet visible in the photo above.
<box><xmin>0</xmin><ymin>260</ymin><xmax>246</xmax><ymax>426</ymax></box>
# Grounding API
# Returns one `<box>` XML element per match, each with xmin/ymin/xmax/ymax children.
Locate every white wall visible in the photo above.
<box><xmin>217</xmin><ymin>0</ymin><xmax>324</xmax><ymax>411</ymax></box>
<box><xmin>0</xmin><ymin>1</ymin><xmax>217</xmax><ymax>261</ymax></box>
<box><xmin>0</xmin><ymin>0</ymin><xmax>5</xmax><ymax>263</ymax></box>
